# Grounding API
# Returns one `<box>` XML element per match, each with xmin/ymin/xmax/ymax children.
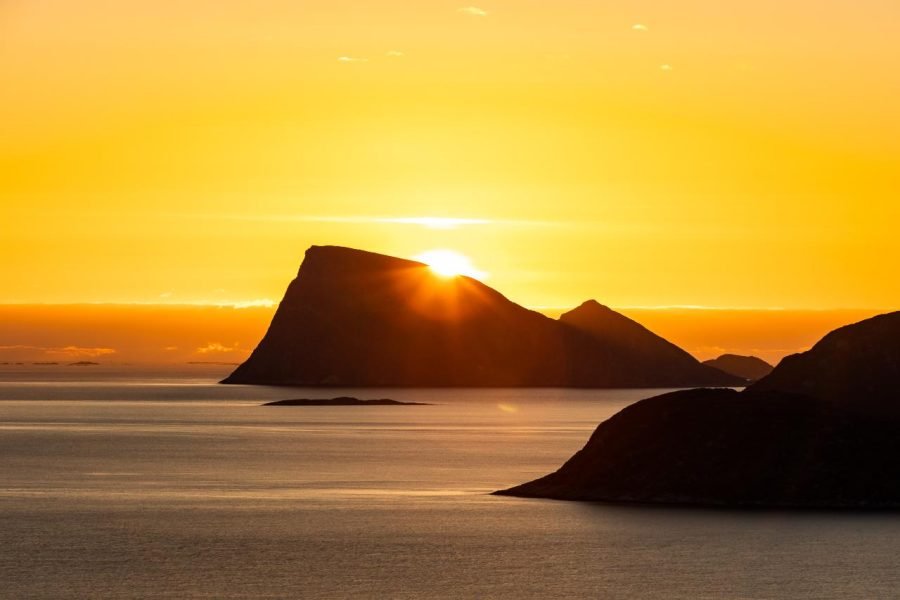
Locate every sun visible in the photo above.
<box><xmin>414</xmin><ymin>249</ymin><xmax>487</xmax><ymax>280</ymax></box>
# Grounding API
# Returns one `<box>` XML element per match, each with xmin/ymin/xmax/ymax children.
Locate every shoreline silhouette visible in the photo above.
<box><xmin>497</xmin><ymin>311</ymin><xmax>900</xmax><ymax>508</ymax></box>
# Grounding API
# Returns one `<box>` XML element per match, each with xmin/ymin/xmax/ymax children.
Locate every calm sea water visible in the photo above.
<box><xmin>2</xmin><ymin>366</ymin><xmax>899</xmax><ymax>598</ymax></box>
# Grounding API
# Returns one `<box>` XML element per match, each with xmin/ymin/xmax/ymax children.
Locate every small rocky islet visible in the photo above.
<box><xmin>263</xmin><ymin>397</ymin><xmax>430</xmax><ymax>406</ymax></box>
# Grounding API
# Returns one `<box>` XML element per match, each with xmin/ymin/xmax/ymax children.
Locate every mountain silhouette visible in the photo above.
<box><xmin>748</xmin><ymin>312</ymin><xmax>900</xmax><ymax>409</ymax></box>
<box><xmin>497</xmin><ymin>311</ymin><xmax>900</xmax><ymax>507</ymax></box>
<box><xmin>222</xmin><ymin>245</ymin><xmax>739</xmax><ymax>387</ymax></box>
<box><xmin>561</xmin><ymin>300</ymin><xmax>724</xmax><ymax>384</ymax></box>
<box><xmin>702</xmin><ymin>354</ymin><xmax>773</xmax><ymax>382</ymax></box>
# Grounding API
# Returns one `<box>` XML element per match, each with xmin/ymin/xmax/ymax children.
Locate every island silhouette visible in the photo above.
<box><xmin>263</xmin><ymin>397</ymin><xmax>429</xmax><ymax>406</ymax></box>
<box><xmin>702</xmin><ymin>354</ymin><xmax>773</xmax><ymax>382</ymax></box>
<box><xmin>222</xmin><ymin>245</ymin><xmax>740</xmax><ymax>388</ymax></box>
<box><xmin>496</xmin><ymin>311</ymin><xmax>900</xmax><ymax>508</ymax></box>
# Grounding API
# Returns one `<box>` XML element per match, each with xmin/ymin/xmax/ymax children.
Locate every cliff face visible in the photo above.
<box><xmin>703</xmin><ymin>354</ymin><xmax>773</xmax><ymax>382</ymax></box>
<box><xmin>497</xmin><ymin>311</ymin><xmax>900</xmax><ymax>507</ymax></box>
<box><xmin>222</xmin><ymin>246</ymin><xmax>739</xmax><ymax>387</ymax></box>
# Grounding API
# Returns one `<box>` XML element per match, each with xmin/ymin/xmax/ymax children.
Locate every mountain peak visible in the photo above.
<box><xmin>567</xmin><ymin>299</ymin><xmax>612</xmax><ymax>314</ymax></box>
<box><xmin>557</xmin><ymin>298</ymin><xmax>722</xmax><ymax>381</ymax></box>
<box><xmin>298</xmin><ymin>245</ymin><xmax>424</xmax><ymax>276</ymax></box>
<box><xmin>560</xmin><ymin>299</ymin><xmax>667</xmax><ymax>341</ymax></box>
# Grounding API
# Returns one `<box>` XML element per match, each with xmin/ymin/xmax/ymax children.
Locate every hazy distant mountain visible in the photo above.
<box><xmin>702</xmin><ymin>354</ymin><xmax>773</xmax><ymax>382</ymax></box>
<box><xmin>560</xmin><ymin>300</ymin><xmax>731</xmax><ymax>385</ymax></box>
<box><xmin>222</xmin><ymin>245</ymin><xmax>739</xmax><ymax>387</ymax></box>
<box><xmin>497</xmin><ymin>311</ymin><xmax>900</xmax><ymax>507</ymax></box>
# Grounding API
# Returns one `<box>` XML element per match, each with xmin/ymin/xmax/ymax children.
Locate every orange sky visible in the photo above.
<box><xmin>2</xmin><ymin>1</ymin><xmax>897</xmax><ymax>313</ymax></box>
<box><xmin>0</xmin><ymin>304</ymin><xmax>884</xmax><ymax>366</ymax></box>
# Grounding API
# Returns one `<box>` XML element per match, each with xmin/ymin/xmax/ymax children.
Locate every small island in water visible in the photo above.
<box><xmin>263</xmin><ymin>397</ymin><xmax>430</xmax><ymax>406</ymax></box>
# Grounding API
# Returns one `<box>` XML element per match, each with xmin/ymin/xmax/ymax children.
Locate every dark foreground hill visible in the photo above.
<box><xmin>497</xmin><ymin>312</ymin><xmax>900</xmax><ymax>508</ymax></box>
<box><xmin>748</xmin><ymin>311</ymin><xmax>900</xmax><ymax>409</ymax></box>
<box><xmin>702</xmin><ymin>354</ymin><xmax>773</xmax><ymax>382</ymax></box>
<box><xmin>222</xmin><ymin>246</ymin><xmax>738</xmax><ymax>388</ymax></box>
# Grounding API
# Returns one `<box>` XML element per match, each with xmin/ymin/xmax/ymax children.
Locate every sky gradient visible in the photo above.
<box><xmin>2</xmin><ymin>0</ymin><xmax>898</xmax><ymax>312</ymax></box>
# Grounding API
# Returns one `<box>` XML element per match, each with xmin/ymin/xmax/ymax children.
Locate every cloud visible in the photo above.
<box><xmin>458</xmin><ymin>6</ymin><xmax>489</xmax><ymax>17</ymax></box>
<box><xmin>196</xmin><ymin>342</ymin><xmax>240</xmax><ymax>354</ymax></box>
<box><xmin>632</xmin><ymin>24</ymin><xmax>649</xmax><ymax>32</ymax></box>
<box><xmin>386</xmin><ymin>50</ymin><xmax>405</xmax><ymax>57</ymax></box>
<box><xmin>108</xmin><ymin>298</ymin><xmax>275</xmax><ymax>309</ymax></box>
<box><xmin>0</xmin><ymin>345</ymin><xmax>117</xmax><ymax>358</ymax></box>
<box><xmin>229</xmin><ymin>299</ymin><xmax>276</xmax><ymax>309</ymax></box>
<box><xmin>48</xmin><ymin>346</ymin><xmax>117</xmax><ymax>358</ymax></box>
<box><xmin>179</xmin><ymin>212</ymin><xmax>570</xmax><ymax>230</ymax></box>
<box><xmin>375</xmin><ymin>217</ymin><xmax>491</xmax><ymax>229</ymax></box>
<box><xmin>206</xmin><ymin>214</ymin><xmax>495</xmax><ymax>229</ymax></box>
<box><xmin>337</xmin><ymin>56</ymin><xmax>368</xmax><ymax>63</ymax></box>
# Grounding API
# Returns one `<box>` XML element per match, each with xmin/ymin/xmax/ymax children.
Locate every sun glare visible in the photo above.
<box><xmin>415</xmin><ymin>250</ymin><xmax>487</xmax><ymax>280</ymax></box>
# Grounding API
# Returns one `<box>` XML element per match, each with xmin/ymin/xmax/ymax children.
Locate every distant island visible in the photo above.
<box><xmin>263</xmin><ymin>397</ymin><xmax>429</xmax><ymax>406</ymax></box>
<box><xmin>702</xmin><ymin>354</ymin><xmax>773</xmax><ymax>382</ymax></box>
<box><xmin>497</xmin><ymin>311</ymin><xmax>900</xmax><ymax>508</ymax></box>
<box><xmin>222</xmin><ymin>245</ymin><xmax>740</xmax><ymax>388</ymax></box>
<box><xmin>68</xmin><ymin>361</ymin><xmax>100</xmax><ymax>366</ymax></box>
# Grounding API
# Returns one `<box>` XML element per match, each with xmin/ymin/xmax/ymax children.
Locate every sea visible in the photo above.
<box><xmin>2</xmin><ymin>365</ymin><xmax>898</xmax><ymax>599</ymax></box>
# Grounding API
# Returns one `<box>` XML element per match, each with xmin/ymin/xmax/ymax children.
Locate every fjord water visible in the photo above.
<box><xmin>2</xmin><ymin>368</ymin><xmax>899</xmax><ymax>598</ymax></box>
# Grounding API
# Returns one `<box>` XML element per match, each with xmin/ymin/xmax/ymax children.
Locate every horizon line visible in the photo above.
<box><xmin>0</xmin><ymin>301</ymin><xmax>893</xmax><ymax>313</ymax></box>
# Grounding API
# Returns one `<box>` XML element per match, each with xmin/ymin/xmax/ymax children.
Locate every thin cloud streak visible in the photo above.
<box><xmin>37</xmin><ymin>299</ymin><xmax>278</xmax><ymax>309</ymax></box>
<box><xmin>192</xmin><ymin>214</ymin><xmax>559</xmax><ymax>229</ymax></box>
<box><xmin>196</xmin><ymin>342</ymin><xmax>240</xmax><ymax>354</ymax></box>
<box><xmin>376</xmin><ymin>216</ymin><xmax>490</xmax><ymax>229</ymax></box>
<box><xmin>0</xmin><ymin>345</ymin><xmax>117</xmax><ymax>358</ymax></box>
<box><xmin>458</xmin><ymin>6</ymin><xmax>489</xmax><ymax>17</ymax></box>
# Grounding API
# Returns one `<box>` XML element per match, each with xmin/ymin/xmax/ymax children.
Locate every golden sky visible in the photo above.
<box><xmin>2</xmin><ymin>0</ymin><xmax>898</xmax><ymax>310</ymax></box>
